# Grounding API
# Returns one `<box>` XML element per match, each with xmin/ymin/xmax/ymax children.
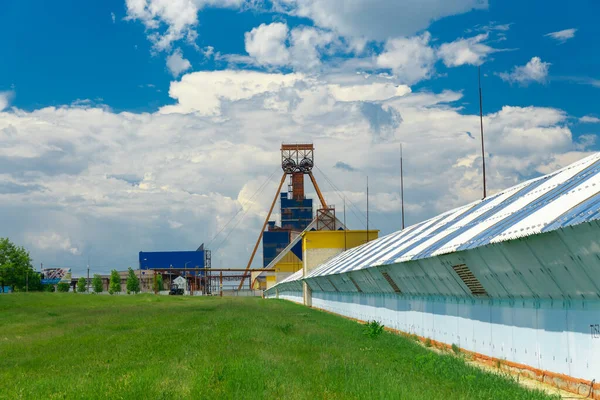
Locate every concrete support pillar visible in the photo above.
<box><xmin>303</xmin><ymin>281</ymin><xmax>312</xmax><ymax>307</ymax></box>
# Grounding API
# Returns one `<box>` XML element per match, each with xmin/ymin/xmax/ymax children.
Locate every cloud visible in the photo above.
<box><xmin>244</xmin><ymin>23</ymin><xmax>337</xmax><ymax>70</ymax></box>
<box><xmin>334</xmin><ymin>161</ymin><xmax>356</xmax><ymax>172</ymax></box>
<box><xmin>580</xmin><ymin>116</ymin><xmax>600</xmax><ymax>124</ymax></box>
<box><xmin>0</xmin><ymin>69</ymin><xmax>586</xmax><ymax>273</ymax></box>
<box><xmin>159</xmin><ymin>70</ymin><xmax>414</xmax><ymax>116</ymax></box>
<box><xmin>244</xmin><ymin>22</ymin><xmax>290</xmax><ymax>66</ymax></box>
<box><xmin>160</xmin><ymin>70</ymin><xmax>304</xmax><ymax>116</ymax></box>
<box><xmin>544</xmin><ymin>28</ymin><xmax>577</xmax><ymax>44</ymax></box>
<box><xmin>0</xmin><ymin>91</ymin><xmax>14</xmax><ymax>111</ymax></box>
<box><xmin>111</xmin><ymin>12</ymin><xmax>116</xmax><ymax>23</ymax></box>
<box><xmin>498</xmin><ymin>57</ymin><xmax>550</xmax><ymax>85</ymax></box>
<box><xmin>166</xmin><ymin>48</ymin><xmax>192</xmax><ymax>77</ymax></box>
<box><xmin>27</xmin><ymin>232</ymin><xmax>81</xmax><ymax>256</ymax></box>
<box><xmin>438</xmin><ymin>33</ymin><xmax>497</xmax><ymax>67</ymax></box>
<box><xmin>0</xmin><ymin>181</ymin><xmax>45</xmax><ymax>195</ymax></box>
<box><xmin>126</xmin><ymin>0</ymin><xmax>489</xmax><ymax>55</ymax></box>
<box><xmin>124</xmin><ymin>0</ymin><xmax>241</xmax><ymax>51</ymax></box>
<box><xmin>107</xmin><ymin>174</ymin><xmax>143</xmax><ymax>186</ymax></box>
<box><xmin>289</xmin><ymin>26</ymin><xmax>337</xmax><ymax>70</ymax></box>
<box><xmin>376</xmin><ymin>32</ymin><xmax>436</xmax><ymax>84</ymax></box>
<box><xmin>359</xmin><ymin>102</ymin><xmax>402</xmax><ymax>141</ymax></box>
<box><xmin>556</xmin><ymin>76</ymin><xmax>600</xmax><ymax>88</ymax></box>
<box><xmin>273</xmin><ymin>0</ymin><xmax>488</xmax><ymax>41</ymax></box>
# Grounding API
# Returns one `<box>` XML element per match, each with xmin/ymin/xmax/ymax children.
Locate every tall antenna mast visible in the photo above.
<box><xmin>478</xmin><ymin>66</ymin><xmax>487</xmax><ymax>198</ymax></box>
<box><xmin>343</xmin><ymin>197</ymin><xmax>347</xmax><ymax>251</ymax></box>
<box><xmin>366</xmin><ymin>176</ymin><xmax>369</xmax><ymax>243</ymax></box>
<box><xmin>400</xmin><ymin>144</ymin><xmax>405</xmax><ymax>230</ymax></box>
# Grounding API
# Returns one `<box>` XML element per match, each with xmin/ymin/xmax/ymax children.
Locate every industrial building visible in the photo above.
<box><xmin>139</xmin><ymin>244</ymin><xmax>212</xmax><ymax>293</ymax></box>
<box><xmin>249</xmin><ymin>144</ymin><xmax>379</xmax><ymax>290</ymax></box>
<box><xmin>266</xmin><ymin>152</ymin><xmax>600</xmax><ymax>395</ymax></box>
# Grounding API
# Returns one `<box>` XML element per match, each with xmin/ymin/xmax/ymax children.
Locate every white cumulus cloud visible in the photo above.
<box><xmin>125</xmin><ymin>0</ymin><xmax>246</xmax><ymax>51</ymax></box>
<box><xmin>498</xmin><ymin>57</ymin><xmax>550</xmax><ymax>85</ymax></box>
<box><xmin>0</xmin><ymin>91</ymin><xmax>14</xmax><ymax>111</ymax></box>
<box><xmin>0</xmin><ymin>69</ymin><xmax>587</xmax><ymax>273</ymax></box>
<box><xmin>273</xmin><ymin>0</ymin><xmax>488</xmax><ymax>41</ymax></box>
<box><xmin>438</xmin><ymin>33</ymin><xmax>496</xmax><ymax>67</ymax></box>
<box><xmin>27</xmin><ymin>232</ymin><xmax>81</xmax><ymax>255</ymax></box>
<box><xmin>244</xmin><ymin>22</ymin><xmax>291</xmax><ymax>66</ymax></box>
<box><xmin>376</xmin><ymin>32</ymin><xmax>436</xmax><ymax>85</ymax></box>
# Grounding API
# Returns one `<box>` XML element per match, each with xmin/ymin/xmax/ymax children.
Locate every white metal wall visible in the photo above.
<box><xmin>307</xmin><ymin>291</ymin><xmax>600</xmax><ymax>382</ymax></box>
<box><xmin>266</xmin><ymin>221</ymin><xmax>600</xmax><ymax>382</ymax></box>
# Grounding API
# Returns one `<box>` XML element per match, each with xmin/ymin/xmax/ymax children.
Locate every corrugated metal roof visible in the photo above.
<box><xmin>298</xmin><ymin>152</ymin><xmax>600</xmax><ymax>280</ymax></box>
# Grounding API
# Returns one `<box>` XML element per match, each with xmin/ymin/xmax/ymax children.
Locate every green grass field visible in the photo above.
<box><xmin>0</xmin><ymin>294</ymin><xmax>556</xmax><ymax>399</ymax></box>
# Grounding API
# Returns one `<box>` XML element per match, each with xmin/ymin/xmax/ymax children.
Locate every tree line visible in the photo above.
<box><xmin>0</xmin><ymin>237</ymin><xmax>164</xmax><ymax>294</ymax></box>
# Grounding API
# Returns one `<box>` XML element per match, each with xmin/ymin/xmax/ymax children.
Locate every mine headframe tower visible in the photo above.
<box><xmin>238</xmin><ymin>143</ymin><xmax>330</xmax><ymax>289</ymax></box>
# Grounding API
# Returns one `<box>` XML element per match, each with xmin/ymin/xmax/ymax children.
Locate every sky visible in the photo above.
<box><xmin>0</xmin><ymin>0</ymin><xmax>599</xmax><ymax>275</ymax></box>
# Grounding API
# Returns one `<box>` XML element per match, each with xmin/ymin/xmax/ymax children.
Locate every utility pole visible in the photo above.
<box><xmin>478</xmin><ymin>66</ymin><xmax>487</xmax><ymax>199</ymax></box>
<box><xmin>87</xmin><ymin>256</ymin><xmax>90</xmax><ymax>294</ymax></box>
<box><xmin>400</xmin><ymin>144</ymin><xmax>405</xmax><ymax>230</ymax></box>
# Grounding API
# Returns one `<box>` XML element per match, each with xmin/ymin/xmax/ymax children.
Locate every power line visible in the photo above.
<box><xmin>314</xmin><ymin>165</ymin><xmax>368</xmax><ymax>228</ymax></box>
<box><xmin>207</xmin><ymin>166</ymin><xmax>279</xmax><ymax>248</ymax></box>
<box><xmin>212</xmin><ymin>170</ymin><xmax>279</xmax><ymax>254</ymax></box>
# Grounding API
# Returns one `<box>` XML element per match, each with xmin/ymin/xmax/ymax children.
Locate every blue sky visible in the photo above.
<box><xmin>2</xmin><ymin>0</ymin><xmax>599</xmax><ymax>119</ymax></box>
<box><xmin>0</xmin><ymin>0</ymin><xmax>599</xmax><ymax>273</ymax></box>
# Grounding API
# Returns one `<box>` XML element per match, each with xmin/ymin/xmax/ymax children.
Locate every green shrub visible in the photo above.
<box><xmin>57</xmin><ymin>282</ymin><xmax>70</xmax><ymax>293</ymax></box>
<box><xmin>43</xmin><ymin>284</ymin><xmax>55</xmax><ymax>292</ymax></box>
<box><xmin>363</xmin><ymin>320</ymin><xmax>385</xmax><ymax>338</ymax></box>
<box><xmin>451</xmin><ymin>343</ymin><xmax>461</xmax><ymax>354</ymax></box>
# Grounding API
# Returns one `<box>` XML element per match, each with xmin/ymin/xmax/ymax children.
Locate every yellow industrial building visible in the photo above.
<box><xmin>253</xmin><ymin>229</ymin><xmax>379</xmax><ymax>290</ymax></box>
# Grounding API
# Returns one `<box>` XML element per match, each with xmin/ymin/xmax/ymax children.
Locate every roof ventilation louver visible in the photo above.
<box><xmin>327</xmin><ymin>277</ymin><xmax>339</xmax><ymax>292</ymax></box>
<box><xmin>348</xmin><ymin>276</ymin><xmax>363</xmax><ymax>293</ymax></box>
<box><xmin>452</xmin><ymin>264</ymin><xmax>488</xmax><ymax>297</ymax></box>
<box><xmin>381</xmin><ymin>272</ymin><xmax>402</xmax><ymax>294</ymax></box>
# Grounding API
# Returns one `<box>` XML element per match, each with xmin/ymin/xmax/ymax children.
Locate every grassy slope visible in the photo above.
<box><xmin>0</xmin><ymin>294</ymin><xmax>555</xmax><ymax>400</ymax></box>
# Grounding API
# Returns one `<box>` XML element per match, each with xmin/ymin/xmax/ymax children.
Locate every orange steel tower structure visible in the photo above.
<box><xmin>238</xmin><ymin>144</ymin><xmax>328</xmax><ymax>289</ymax></box>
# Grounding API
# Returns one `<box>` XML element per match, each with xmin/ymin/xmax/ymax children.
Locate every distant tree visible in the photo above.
<box><xmin>57</xmin><ymin>282</ymin><xmax>70</xmax><ymax>293</ymax></box>
<box><xmin>92</xmin><ymin>274</ymin><xmax>103</xmax><ymax>293</ymax></box>
<box><xmin>0</xmin><ymin>237</ymin><xmax>35</xmax><ymax>291</ymax></box>
<box><xmin>27</xmin><ymin>271</ymin><xmax>42</xmax><ymax>291</ymax></box>
<box><xmin>77</xmin><ymin>277</ymin><xmax>87</xmax><ymax>293</ymax></box>
<box><xmin>153</xmin><ymin>274</ymin><xmax>164</xmax><ymax>292</ymax></box>
<box><xmin>109</xmin><ymin>269</ymin><xmax>121</xmax><ymax>295</ymax></box>
<box><xmin>126</xmin><ymin>267</ymin><xmax>140</xmax><ymax>294</ymax></box>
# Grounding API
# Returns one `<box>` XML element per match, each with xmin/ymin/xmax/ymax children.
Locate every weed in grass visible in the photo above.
<box><xmin>363</xmin><ymin>320</ymin><xmax>384</xmax><ymax>338</ymax></box>
<box><xmin>276</xmin><ymin>322</ymin><xmax>294</xmax><ymax>334</ymax></box>
<box><xmin>452</xmin><ymin>343</ymin><xmax>461</xmax><ymax>354</ymax></box>
<box><xmin>425</xmin><ymin>338</ymin><xmax>432</xmax><ymax>348</ymax></box>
